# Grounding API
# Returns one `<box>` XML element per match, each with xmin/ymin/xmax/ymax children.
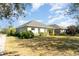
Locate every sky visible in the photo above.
<box><xmin>0</xmin><ymin>3</ymin><xmax>78</xmax><ymax>28</ymax></box>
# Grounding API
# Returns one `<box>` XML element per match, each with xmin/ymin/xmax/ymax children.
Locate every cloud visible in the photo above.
<box><xmin>48</xmin><ymin>3</ymin><xmax>74</xmax><ymax>27</ymax></box>
<box><xmin>15</xmin><ymin>20</ymin><xmax>26</xmax><ymax>27</ymax></box>
<box><xmin>48</xmin><ymin>15</ymin><xmax>53</xmax><ymax>19</ymax></box>
<box><xmin>49</xmin><ymin>3</ymin><xmax>70</xmax><ymax>15</ymax></box>
<box><xmin>36</xmin><ymin>19</ymin><xmax>43</xmax><ymax>22</ymax></box>
<box><xmin>49</xmin><ymin>3</ymin><xmax>64</xmax><ymax>11</ymax></box>
<box><xmin>0</xmin><ymin>20</ymin><xmax>9</xmax><ymax>28</ymax></box>
<box><xmin>48</xmin><ymin>3</ymin><xmax>68</xmax><ymax>21</ymax></box>
<box><xmin>31</xmin><ymin>3</ymin><xmax>45</xmax><ymax>12</ymax></box>
<box><xmin>48</xmin><ymin>14</ymin><xmax>77</xmax><ymax>28</ymax></box>
<box><xmin>48</xmin><ymin>15</ymin><xmax>65</xmax><ymax>24</ymax></box>
<box><xmin>15</xmin><ymin>16</ymin><xmax>29</xmax><ymax>27</ymax></box>
<box><xmin>58</xmin><ymin>19</ymin><xmax>77</xmax><ymax>28</ymax></box>
<box><xmin>18</xmin><ymin>20</ymin><xmax>27</xmax><ymax>25</ymax></box>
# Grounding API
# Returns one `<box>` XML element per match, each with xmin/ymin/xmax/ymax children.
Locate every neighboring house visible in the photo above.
<box><xmin>48</xmin><ymin>24</ymin><xmax>61</xmax><ymax>35</ymax></box>
<box><xmin>16</xmin><ymin>20</ymin><xmax>66</xmax><ymax>36</ymax></box>
<box><xmin>48</xmin><ymin>24</ymin><xmax>66</xmax><ymax>35</ymax></box>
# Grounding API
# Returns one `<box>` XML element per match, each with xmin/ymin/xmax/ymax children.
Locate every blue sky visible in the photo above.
<box><xmin>0</xmin><ymin>3</ymin><xmax>78</xmax><ymax>28</ymax></box>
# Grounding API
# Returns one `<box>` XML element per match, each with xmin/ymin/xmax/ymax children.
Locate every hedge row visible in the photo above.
<box><xmin>15</xmin><ymin>31</ymin><xmax>34</xmax><ymax>39</ymax></box>
<box><xmin>7</xmin><ymin>28</ymin><xmax>34</xmax><ymax>39</ymax></box>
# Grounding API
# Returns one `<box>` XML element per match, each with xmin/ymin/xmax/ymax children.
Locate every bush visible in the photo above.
<box><xmin>76</xmin><ymin>26</ymin><xmax>79</xmax><ymax>33</ymax></box>
<box><xmin>60</xmin><ymin>32</ymin><xmax>67</xmax><ymax>36</ymax></box>
<box><xmin>29</xmin><ymin>31</ymin><xmax>34</xmax><ymax>38</ymax></box>
<box><xmin>48</xmin><ymin>28</ymin><xmax>53</xmax><ymax>36</ymax></box>
<box><xmin>39</xmin><ymin>32</ymin><xmax>44</xmax><ymax>36</ymax></box>
<box><xmin>17</xmin><ymin>32</ymin><xmax>24</xmax><ymax>39</ymax></box>
<box><xmin>66</xmin><ymin>25</ymin><xmax>77</xmax><ymax>36</ymax></box>
<box><xmin>7</xmin><ymin>28</ymin><xmax>16</xmax><ymax>36</ymax></box>
<box><xmin>6</xmin><ymin>27</ymin><xmax>34</xmax><ymax>39</ymax></box>
<box><xmin>16</xmin><ymin>31</ymin><xmax>34</xmax><ymax>39</ymax></box>
<box><xmin>39</xmin><ymin>32</ymin><xmax>48</xmax><ymax>36</ymax></box>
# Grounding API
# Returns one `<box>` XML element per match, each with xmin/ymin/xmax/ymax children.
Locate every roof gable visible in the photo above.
<box><xmin>19</xmin><ymin>20</ymin><xmax>47</xmax><ymax>28</ymax></box>
<box><xmin>48</xmin><ymin>24</ymin><xmax>60</xmax><ymax>29</ymax></box>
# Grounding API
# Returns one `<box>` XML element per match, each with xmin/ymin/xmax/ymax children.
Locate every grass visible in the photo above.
<box><xmin>4</xmin><ymin>36</ymin><xmax>79</xmax><ymax>56</ymax></box>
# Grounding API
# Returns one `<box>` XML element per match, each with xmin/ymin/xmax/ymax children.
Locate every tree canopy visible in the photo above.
<box><xmin>0</xmin><ymin>3</ymin><xmax>31</xmax><ymax>27</ymax></box>
<box><xmin>0</xmin><ymin>3</ymin><xmax>31</xmax><ymax>20</ymax></box>
<box><xmin>68</xmin><ymin>4</ymin><xmax>79</xmax><ymax>19</ymax></box>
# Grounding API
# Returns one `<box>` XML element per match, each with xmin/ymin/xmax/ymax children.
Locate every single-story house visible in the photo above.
<box><xmin>48</xmin><ymin>24</ymin><xmax>66</xmax><ymax>35</ymax></box>
<box><xmin>16</xmin><ymin>20</ymin><xmax>66</xmax><ymax>36</ymax></box>
<box><xmin>16</xmin><ymin>20</ymin><xmax>48</xmax><ymax>36</ymax></box>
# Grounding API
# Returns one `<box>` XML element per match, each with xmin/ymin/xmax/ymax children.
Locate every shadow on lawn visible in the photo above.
<box><xmin>18</xmin><ymin>36</ymin><xmax>79</xmax><ymax>52</ymax></box>
<box><xmin>3</xmin><ymin>51</ymin><xmax>20</xmax><ymax>56</ymax></box>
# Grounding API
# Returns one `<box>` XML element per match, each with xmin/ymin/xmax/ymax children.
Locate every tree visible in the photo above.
<box><xmin>7</xmin><ymin>27</ymin><xmax>16</xmax><ymax>36</ymax></box>
<box><xmin>76</xmin><ymin>25</ymin><xmax>79</xmax><ymax>33</ymax></box>
<box><xmin>66</xmin><ymin>25</ymin><xmax>77</xmax><ymax>36</ymax></box>
<box><xmin>67</xmin><ymin>3</ymin><xmax>79</xmax><ymax>23</ymax></box>
<box><xmin>0</xmin><ymin>3</ymin><xmax>31</xmax><ymax>27</ymax></box>
<box><xmin>65</xmin><ymin>3</ymin><xmax>79</xmax><ymax>32</ymax></box>
<box><xmin>0</xmin><ymin>3</ymin><xmax>31</xmax><ymax>19</ymax></box>
<box><xmin>67</xmin><ymin>4</ymin><xmax>79</xmax><ymax>14</ymax></box>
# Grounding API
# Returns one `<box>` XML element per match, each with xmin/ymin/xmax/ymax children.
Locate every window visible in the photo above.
<box><xmin>32</xmin><ymin>28</ymin><xmax>35</xmax><ymax>30</ymax></box>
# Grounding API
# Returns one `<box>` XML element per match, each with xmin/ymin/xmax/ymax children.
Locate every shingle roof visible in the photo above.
<box><xmin>17</xmin><ymin>20</ymin><xmax>65</xmax><ymax>29</ymax></box>
<box><xmin>48</xmin><ymin>24</ymin><xmax>61</xmax><ymax>29</ymax></box>
<box><xmin>19</xmin><ymin>20</ymin><xmax>47</xmax><ymax>28</ymax></box>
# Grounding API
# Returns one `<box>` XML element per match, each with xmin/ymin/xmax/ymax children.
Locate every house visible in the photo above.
<box><xmin>16</xmin><ymin>20</ymin><xmax>48</xmax><ymax>36</ymax></box>
<box><xmin>16</xmin><ymin>20</ymin><xmax>66</xmax><ymax>36</ymax></box>
<box><xmin>47</xmin><ymin>24</ymin><xmax>61</xmax><ymax>35</ymax></box>
<box><xmin>48</xmin><ymin>24</ymin><xmax>66</xmax><ymax>35</ymax></box>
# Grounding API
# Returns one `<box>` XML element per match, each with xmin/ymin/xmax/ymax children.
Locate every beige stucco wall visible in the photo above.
<box><xmin>27</xmin><ymin>27</ymin><xmax>39</xmax><ymax>35</ymax></box>
<box><xmin>27</xmin><ymin>27</ymin><xmax>31</xmax><ymax>31</ymax></box>
<box><xmin>32</xmin><ymin>28</ymin><xmax>39</xmax><ymax>35</ymax></box>
<box><xmin>40</xmin><ymin>28</ymin><xmax>44</xmax><ymax>32</ymax></box>
<box><xmin>27</xmin><ymin>27</ymin><xmax>47</xmax><ymax>36</ymax></box>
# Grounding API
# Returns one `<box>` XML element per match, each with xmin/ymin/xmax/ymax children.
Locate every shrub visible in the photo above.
<box><xmin>16</xmin><ymin>31</ymin><xmax>34</xmax><ymax>39</ymax></box>
<box><xmin>7</xmin><ymin>27</ymin><xmax>16</xmax><ymax>36</ymax></box>
<box><xmin>6</xmin><ymin>28</ymin><xmax>34</xmax><ymax>39</ymax></box>
<box><xmin>60</xmin><ymin>32</ymin><xmax>67</xmax><ymax>36</ymax></box>
<box><xmin>29</xmin><ymin>31</ymin><xmax>34</xmax><ymax>38</ymax></box>
<box><xmin>14</xmin><ymin>32</ymin><xmax>20</xmax><ymax>37</ymax></box>
<box><xmin>39</xmin><ymin>32</ymin><xmax>45</xmax><ymax>36</ymax></box>
<box><xmin>17</xmin><ymin>32</ymin><xmax>24</xmax><ymax>39</ymax></box>
<box><xmin>48</xmin><ymin>28</ymin><xmax>53</xmax><ymax>36</ymax></box>
<box><xmin>23</xmin><ymin>31</ymin><xmax>30</xmax><ymax>39</ymax></box>
<box><xmin>66</xmin><ymin>25</ymin><xmax>77</xmax><ymax>36</ymax></box>
<box><xmin>76</xmin><ymin>26</ymin><xmax>79</xmax><ymax>33</ymax></box>
<box><xmin>39</xmin><ymin>32</ymin><xmax>48</xmax><ymax>36</ymax></box>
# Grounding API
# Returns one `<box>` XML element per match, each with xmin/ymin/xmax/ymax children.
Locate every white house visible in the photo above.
<box><xmin>16</xmin><ymin>20</ymin><xmax>48</xmax><ymax>36</ymax></box>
